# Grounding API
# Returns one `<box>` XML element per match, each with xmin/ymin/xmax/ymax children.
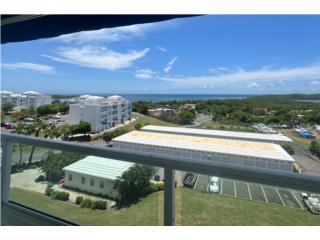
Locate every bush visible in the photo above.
<box><xmin>50</xmin><ymin>190</ymin><xmax>69</xmax><ymax>201</ymax></box>
<box><xmin>75</xmin><ymin>196</ymin><xmax>84</xmax><ymax>205</ymax></box>
<box><xmin>310</xmin><ymin>140</ymin><xmax>320</xmax><ymax>158</ymax></box>
<box><xmin>91</xmin><ymin>200</ymin><xmax>107</xmax><ymax>210</ymax></box>
<box><xmin>80</xmin><ymin>199</ymin><xmax>93</xmax><ymax>209</ymax></box>
<box><xmin>45</xmin><ymin>187</ymin><xmax>54</xmax><ymax>196</ymax></box>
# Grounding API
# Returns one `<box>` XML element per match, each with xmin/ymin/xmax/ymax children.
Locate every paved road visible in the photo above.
<box><xmin>293</xmin><ymin>151</ymin><xmax>320</xmax><ymax>176</ymax></box>
<box><xmin>184</xmin><ymin>113</ymin><xmax>211</xmax><ymax>128</ymax></box>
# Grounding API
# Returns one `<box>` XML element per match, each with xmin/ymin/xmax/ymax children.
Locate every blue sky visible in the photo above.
<box><xmin>2</xmin><ymin>15</ymin><xmax>320</xmax><ymax>95</ymax></box>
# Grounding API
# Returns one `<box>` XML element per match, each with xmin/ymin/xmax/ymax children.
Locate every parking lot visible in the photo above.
<box><xmin>194</xmin><ymin>174</ymin><xmax>305</xmax><ymax>210</ymax></box>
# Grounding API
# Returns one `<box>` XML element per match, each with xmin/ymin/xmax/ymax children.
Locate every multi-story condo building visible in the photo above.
<box><xmin>0</xmin><ymin>91</ymin><xmax>52</xmax><ymax>110</ymax></box>
<box><xmin>68</xmin><ymin>95</ymin><xmax>132</xmax><ymax>133</ymax></box>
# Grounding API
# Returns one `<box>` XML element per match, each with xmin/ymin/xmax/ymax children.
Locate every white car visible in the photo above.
<box><xmin>209</xmin><ymin>176</ymin><xmax>220</xmax><ymax>193</ymax></box>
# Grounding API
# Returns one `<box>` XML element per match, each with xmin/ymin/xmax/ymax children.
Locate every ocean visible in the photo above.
<box><xmin>100</xmin><ymin>94</ymin><xmax>251</xmax><ymax>102</ymax></box>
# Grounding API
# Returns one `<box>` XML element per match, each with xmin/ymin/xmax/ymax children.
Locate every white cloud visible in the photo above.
<box><xmin>209</xmin><ymin>67</ymin><xmax>228</xmax><ymax>73</ymax></box>
<box><xmin>310</xmin><ymin>80</ymin><xmax>320</xmax><ymax>87</ymax></box>
<box><xmin>135</xmin><ymin>68</ymin><xmax>156</xmax><ymax>79</ymax></box>
<box><xmin>156</xmin><ymin>46</ymin><xmax>167</xmax><ymax>52</ymax></box>
<box><xmin>43</xmin><ymin>46</ymin><xmax>149</xmax><ymax>71</ymax></box>
<box><xmin>54</xmin><ymin>23</ymin><xmax>156</xmax><ymax>44</ymax></box>
<box><xmin>163</xmin><ymin>57</ymin><xmax>178</xmax><ymax>73</ymax></box>
<box><xmin>2</xmin><ymin>62</ymin><xmax>55</xmax><ymax>74</ymax></box>
<box><xmin>247</xmin><ymin>82</ymin><xmax>259</xmax><ymax>88</ymax></box>
<box><xmin>158</xmin><ymin>63</ymin><xmax>320</xmax><ymax>88</ymax></box>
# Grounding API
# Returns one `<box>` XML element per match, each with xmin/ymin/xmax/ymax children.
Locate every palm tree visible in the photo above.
<box><xmin>27</xmin><ymin>118</ymin><xmax>50</xmax><ymax>165</ymax></box>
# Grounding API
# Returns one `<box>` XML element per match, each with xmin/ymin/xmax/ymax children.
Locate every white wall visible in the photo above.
<box><xmin>114</xmin><ymin>141</ymin><xmax>294</xmax><ymax>172</ymax></box>
<box><xmin>64</xmin><ymin>171</ymin><xmax>117</xmax><ymax>198</ymax></box>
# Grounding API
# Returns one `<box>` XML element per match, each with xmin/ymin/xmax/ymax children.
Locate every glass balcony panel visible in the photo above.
<box><xmin>176</xmin><ymin>170</ymin><xmax>320</xmax><ymax>226</ymax></box>
<box><xmin>8</xmin><ymin>143</ymin><xmax>163</xmax><ymax>226</ymax></box>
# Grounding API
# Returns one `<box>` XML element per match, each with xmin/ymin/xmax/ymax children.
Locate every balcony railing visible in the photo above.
<box><xmin>1</xmin><ymin>132</ymin><xmax>320</xmax><ymax>226</ymax></box>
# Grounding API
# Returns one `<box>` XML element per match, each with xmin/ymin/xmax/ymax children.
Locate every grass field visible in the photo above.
<box><xmin>10</xmin><ymin>187</ymin><xmax>320</xmax><ymax>226</ymax></box>
<box><xmin>198</xmin><ymin>121</ymin><xmax>254</xmax><ymax>133</ymax></box>
<box><xmin>127</xmin><ymin>113</ymin><xmax>177</xmax><ymax>131</ymax></box>
<box><xmin>279</xmin><ymin>129</ymin><xmax>319</xmax><ymax>150</ymax></box>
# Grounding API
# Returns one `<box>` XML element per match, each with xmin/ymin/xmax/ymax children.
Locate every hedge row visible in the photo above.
<box><xmin>76</xmin><ymin>196</ymin><xmax>107</xmax><ymax>210</ymax></box>
<box><xmin>45</xmin><ymin>187</ymin><xmax>69</xmax><ymax>201</ymax></box>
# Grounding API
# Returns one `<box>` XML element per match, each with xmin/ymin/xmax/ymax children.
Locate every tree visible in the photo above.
<box><xmin>113</xmin><ymin>164</ymin><xmax>155</xmax><ymax>207</ymax></box>
<box><xmin>310</xmin><ymin>140</ymin><xmax>320</xmax><ymax>158</ymax></box>
<box><xmin>2</xmin><ymin>103</ymin><xmax>14</xmax><ymax>113</ymax></box>
<box><xmin>70</xmin><ymin>121</ymin><xmax>91</xmax><ymax>134</ymax></box>
<box><xmin>282</xmin><ymin>144</ymin><xmax>295</xmax><ymax>155</ymax></box>
<box><xmin>57</xmin><ymin>102</ymin><xmax>69</xmax><ymax>114</ymax></box>
<box><xmin>56</xmin><ymin>124</ymin><xmax>71</xmax><ymax>140</ymax></box>
<box><xmin>37</xmin><ymin>104</ymin><xmax>57</xmax><ymax>116</ymax></box>
<box><xmin>132</xmin><ymin>101</ymin><xmax>151</xmax><ymax>115</ymax></box>
<box><xmin>102</xmin><ymin>132</ymin><xmax>115</xmax><ymax>146</ymax></box>
<box><xmin>176</xmin><ymin>110</ymin><xmax>196</xmax><ymax>125</ymax></box>
<box><xmin>40</xmin><ymin>152</ymin><xmax>84</xmax><ymax>182</ymax></box>
<box><xmin>27</xmin><ymin>118</ymin><xmax>50</xmax><ymax>165</ymax></box>
<box><xmin>11</xmin><ymin>111</ymin><xmax>26</xmax><ymax>121</ymax></box>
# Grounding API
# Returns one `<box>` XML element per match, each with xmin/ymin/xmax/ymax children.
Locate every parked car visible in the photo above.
<box><xmin>183</xmin><ymin>172</ymin><xmax>198</xmax><ymax>188</ymax></box>
<box><xmin>301</xmin><ymin>193</ymin><xmax>320</xmax><ymax>214</ymax></box>
<box><xmin>4</xmin><ymin>122</ymin><xmax>15</xmax><ymax>129</ymax></box>
<box><xmin>58</xmin><ymin>178</ymin><xmax>65</xmax><ymax>185</ymax></box>
<box><xmin>209</xmin><ymin>176</ymin><xmax>221</xmax><ymax>193</ymax></box>
<box><xmin>24</xmin><ymin>117</ymin><xmax>34</xmax><ymax>122</ymax></box>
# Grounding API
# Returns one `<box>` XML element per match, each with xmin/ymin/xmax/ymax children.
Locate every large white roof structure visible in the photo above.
<box><xmin>113</xmin><ymin>131</ymin><xmax>294</xmax><ymax>162</ymax></box>
<box><xmin>23</xmin><ymin>91</ymin><xmax>40</xmax><ymax>96</ymax></box>
<box><xmin>141</xmin><ymin>125</ymin><xmax>292</xmax><ymax>144</ymax></box>
<box><xmin>63</xmin><ymin>156</ymin><xmax>133</xmax><ymax>180</ymax></box>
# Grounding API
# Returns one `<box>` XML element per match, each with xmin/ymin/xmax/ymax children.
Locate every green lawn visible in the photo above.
<box><xmin>127</xmin><ymin>113</ymin><xmax>177</xmax><ymax>131</ymax></box>
<box><xmin>10</xmin><ymin>188</ymin><xmax>162</xmax><ymax>226</ymax></box>
<box><xmin>10</xmin><ymin>187</ymin><xmax>320</xmax><ymax>226</ymax></box>
<box><xmin>180</xmin><ymin>188</ymin><xmax>320</xmax><ymax>226</ymax></box>
<box><xmin>279</xmin><ymin>129</ymin><xmax>319</xmax><ymax>150</ymax></box>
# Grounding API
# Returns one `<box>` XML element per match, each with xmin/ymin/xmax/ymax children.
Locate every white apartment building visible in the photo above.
<box><xmin>0</xmin><ymin>91</ymin><xmax>52</xmax><ymax>110</ymax></box>
<box><xmin>69</xmin><ymin>95</ymin><xmax>132</xmax><ymax>133</ymax></box>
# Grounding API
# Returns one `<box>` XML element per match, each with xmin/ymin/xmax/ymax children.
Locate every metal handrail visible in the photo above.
<box><xmin>1</xmin><ymin>132</ymin><xmax>320</xmax><ymax>226</ymax></box>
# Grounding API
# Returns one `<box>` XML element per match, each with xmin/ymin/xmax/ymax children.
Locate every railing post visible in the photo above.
<box><xmin>164</xmin><ymin>166</ymin><xmax>175</xmax><ymax>226</ymax></box>
<box><xmin>1</xmin><ymin>139</ymin><xmax>13</xmax><ymax>203</ymax></box>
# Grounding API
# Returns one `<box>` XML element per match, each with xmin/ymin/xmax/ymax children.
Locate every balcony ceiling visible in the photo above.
<box><xmin>1</xmin><ymin>15</ymin><xmax>194</xmax><ymax>44</ymax></box>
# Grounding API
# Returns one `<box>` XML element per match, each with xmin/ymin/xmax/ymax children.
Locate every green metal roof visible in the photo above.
<box><xmin>63</xmin><ymin>156</ymin><xmax>133</xmax><ymax>180</ymax></box>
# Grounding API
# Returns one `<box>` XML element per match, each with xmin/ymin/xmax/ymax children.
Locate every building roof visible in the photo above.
<box><xmin>63</xmin><ymin>156</ymin><xmax>134</xmax><ymax>180</ymax></box>
<box><xmin>141</xmin><ymin>125</ymin><xmax>292</xmax><ymax>143</ymax></box>
<box><xmin>23</xmin><ymin>91</ymin><xmax>40</xmax><ymax>95</ymax></box>
<box><xmin>0</xmin><ymin>91</ymin><xmax>13</xmax><ymax>95</ymax></box>
<box><xmin>113</xmin><ymin>131</ymin><xmax>294</xmax><ymax>162</ymax></box>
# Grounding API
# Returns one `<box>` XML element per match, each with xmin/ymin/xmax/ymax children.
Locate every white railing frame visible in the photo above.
<box><xmin>1</xmin><ymin>132</ymin><xmax>320</xmax><ymax>226</ymax></box>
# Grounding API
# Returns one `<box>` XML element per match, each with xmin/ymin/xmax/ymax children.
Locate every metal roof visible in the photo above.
<box><xmin>63</xmin><ymin>156</ymin><xmax>133</xmax><ymax>180</ymax></box>
<box><xmin>1</xmin><ymin>15</ymin><xmax>195</xmax><ymax>44</ymax></box>
<box><xmin>141</xmin><ymin>125</ymin><xmax>293</xmax><ymax>143</ymax></box>
<box><xmin>113</xmin><ymin>131</ymin><xmax>294</xmax><ymax>162</ymax></box>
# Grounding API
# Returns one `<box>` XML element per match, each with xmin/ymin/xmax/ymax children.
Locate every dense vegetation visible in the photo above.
<box><xmin>37</xmin><ymin>102</ymin><xmax>69</xmax><ymax>116</ymax></box>
<box><xmin>309</xmin><ymin>140</ymin><xmax>320</xmax><ymax>158</ymax></box>
<box><xmin>133</xmin><ymin>94</ymin><xmax>320</xmax><ymax>126</ymax></box>
<box><xmin>40</xmin><ymin>152</ymin><xmax>85</xmax><ymax>182</ymax></box>
<box><xmin>113</xmin><ymin>164</ymin><xmax>155</xmax><ymax>207</ymax></box>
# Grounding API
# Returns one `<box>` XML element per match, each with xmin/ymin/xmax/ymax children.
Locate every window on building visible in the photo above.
<box><xmin>99</xmin><ymin>181</ymin><xmax>104</xmax><ymax>189</ymax></box>
<box><xmin>81</xmin><ymin>177</ymin><xmax>86</xmax><ymax>184</ymax></box>
<box><xmin>90</xmin><ymin>178</ymin><xmax>95</xmax><ymax>186</ymax></box>
<box><xmin>68</xmin><ymin>174</ymin><xmax>72</xmax><ymax>181</ymax></box>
